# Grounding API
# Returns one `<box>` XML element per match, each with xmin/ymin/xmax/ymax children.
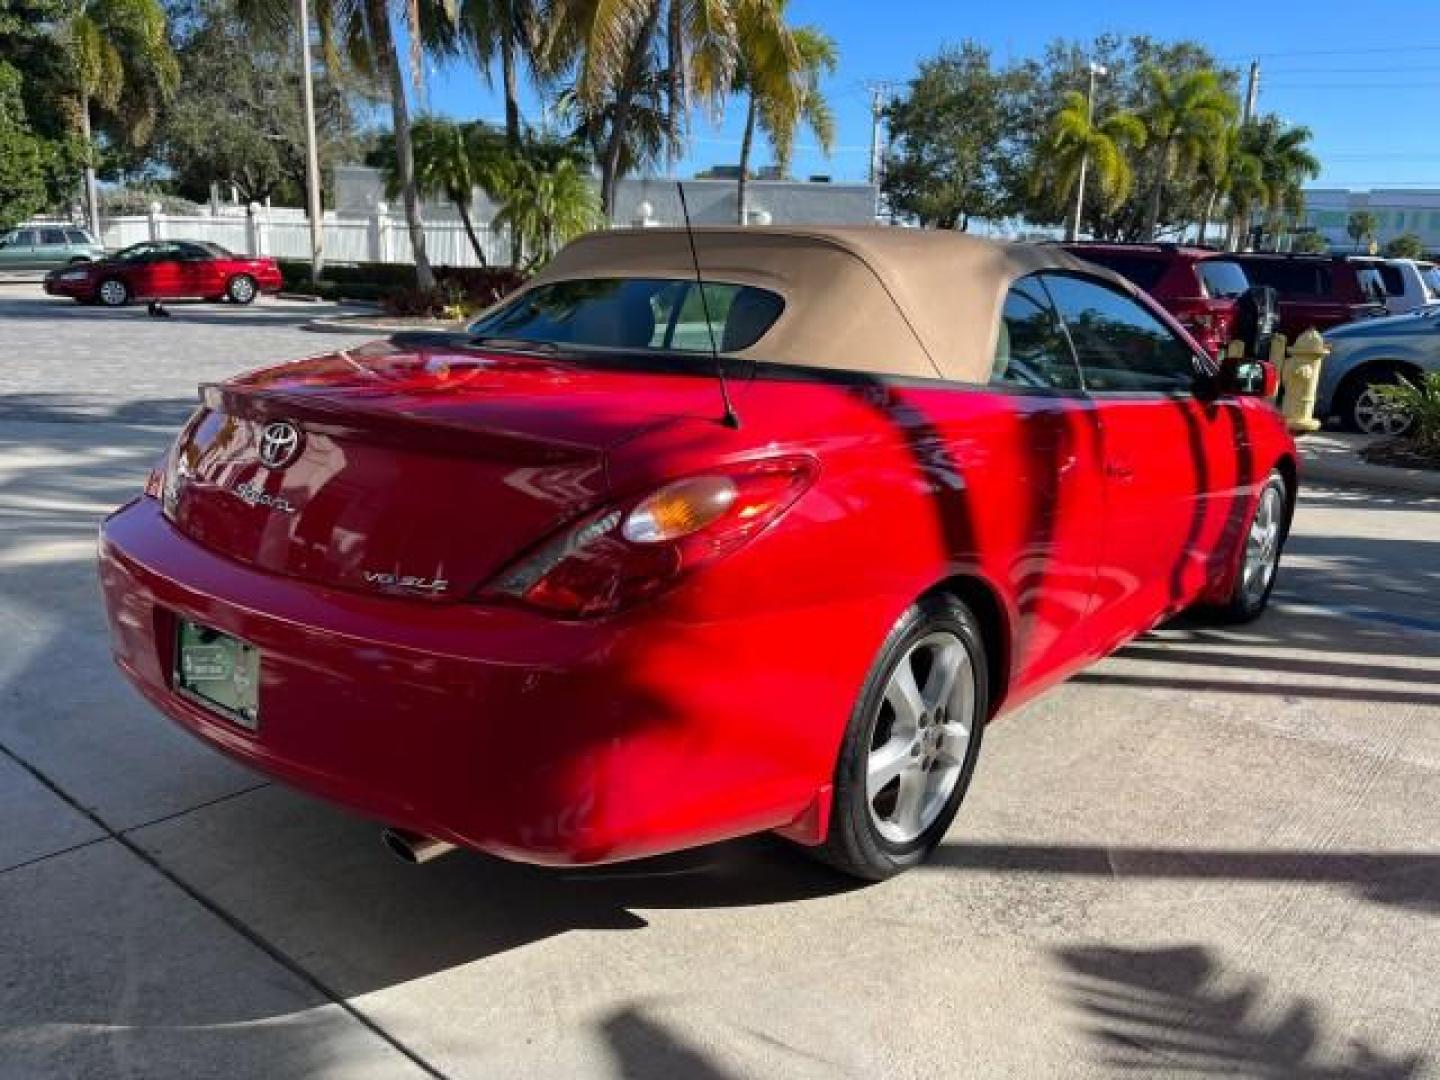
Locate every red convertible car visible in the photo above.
<box><xmin>44</xmin><ymin>240</ymin><xmax>282</xmax><ymax>306</ymax></box>
<box><xmin>98</xmin><ymin>228</ymin><xmax>1296</xmax><ymax>880</ymax></box>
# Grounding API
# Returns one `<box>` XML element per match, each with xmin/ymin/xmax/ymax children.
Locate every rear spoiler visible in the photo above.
<box><xmin>198</xmin><ymin>384</ymin><xmax>595</xmax><ymax>464</ymax></box>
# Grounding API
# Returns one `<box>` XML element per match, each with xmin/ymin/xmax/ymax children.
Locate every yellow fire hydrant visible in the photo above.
<box><xmin>1280</xmin><ymin>328</ymin><xmax>1328</xmax><ymax>434</ymax></box>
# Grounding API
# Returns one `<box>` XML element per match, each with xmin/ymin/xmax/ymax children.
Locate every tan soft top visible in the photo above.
<box><xmin>525</xmin><ymin>226</ymin><xmax>1110</xmax><ymax>383</ymax></box>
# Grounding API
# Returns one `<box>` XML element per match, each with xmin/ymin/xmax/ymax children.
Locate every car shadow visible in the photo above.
<box><xmin>927</xmin><ymin>841</ymin><xmax>1440</xmax><ymax>913</ymax></box>
<box><xmin>1054</xmin><ymin>943</ymin><xmax>1427</xmax><ymax>1078</ymax></box>
<box><xmin>0</xmin><ymin>292</ymin><xmax>348</xmax><ymax>328</ymax></box>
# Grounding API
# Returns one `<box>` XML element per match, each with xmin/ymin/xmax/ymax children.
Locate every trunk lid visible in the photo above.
<box><xmin>166</xmin><ymin>337</ymin><xmax>717</xmax><ymax>600</ymax></box>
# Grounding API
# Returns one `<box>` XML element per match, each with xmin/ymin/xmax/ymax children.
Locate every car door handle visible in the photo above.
<box><xmin>1105</xmin><ymin>460</ymin><xmax>1134</xmax><ymax>481</ymax></box>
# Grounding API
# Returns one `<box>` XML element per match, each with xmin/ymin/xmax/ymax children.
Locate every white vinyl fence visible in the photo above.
<box><xmin>100</xmin><ymin>204</ymin><xmax>510</xmax><ymax>268</ymax></box>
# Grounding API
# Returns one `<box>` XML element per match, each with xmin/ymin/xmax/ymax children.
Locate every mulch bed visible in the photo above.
<box><xmin>1360</xmin><ymin>437</ymin><xmax>1440</xmax><ymax>472</ymax></box>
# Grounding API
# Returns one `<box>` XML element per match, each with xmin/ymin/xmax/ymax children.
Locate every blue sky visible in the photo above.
<box><xmin>416</xmin><ymin>0</ymin><xmax>1440</xmax><ymax>191</ymax></box>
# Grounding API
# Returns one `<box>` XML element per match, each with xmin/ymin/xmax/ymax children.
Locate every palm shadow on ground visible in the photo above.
<box><xmin>1054</xmin><ymin>943</ymin><xmax>1427</xmax><ymax>1078</ymax></box>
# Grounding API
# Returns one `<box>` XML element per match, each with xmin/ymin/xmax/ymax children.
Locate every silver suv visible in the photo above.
<box><xmin>0</xmin><ymin>225</ymin><xmax>107</xmax><ymax>272</ymax></box>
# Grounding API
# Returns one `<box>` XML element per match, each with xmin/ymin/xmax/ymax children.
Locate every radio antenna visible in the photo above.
<box><xmin>676</xmin><ymin>182</ymin><xmax>740</xmax><ymax>429</ymax></box>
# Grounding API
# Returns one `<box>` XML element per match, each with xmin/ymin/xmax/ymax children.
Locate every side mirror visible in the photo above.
<box><xmin>1218</xmin><ymin>354</ymin><xmax>1278</xmax><ymax>398</ymax></box>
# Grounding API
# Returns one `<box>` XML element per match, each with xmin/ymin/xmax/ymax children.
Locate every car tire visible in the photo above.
<box><xmin>96</xmin><ymin>278</ymin><xmax>129</xmax><ymax>307</ymax></box>
<box><xmin>811</xmin><ymin>593</ymin><xmax>988</xmax><ymax>881</ymax></box>
<box><xmin>1335</xmin><ymin>364</ymin><xmax>1415</xmax><ymax>436</ymax></box>
<box><xmin>1213</xmin><ymin>469</ymin><xmax>1289</xmax><ymax>624</ymax></box>
<box><xmin>226</xmin><ymin>274</ymin><xmax>258</xmax><ymax>305</ymax></box>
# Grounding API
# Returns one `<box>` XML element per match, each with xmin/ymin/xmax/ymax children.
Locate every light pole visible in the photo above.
<box><xmin>1067</xmin><ymin>61</ymin><xmax>1106</xmax><ymax>243</ymax></box>
<box><xmin>297</xmin><ymin>0</ymin><xmax>324</xmax><ymax>283</ymax></box>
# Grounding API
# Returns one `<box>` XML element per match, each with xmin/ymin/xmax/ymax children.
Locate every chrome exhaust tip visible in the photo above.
<box><xmin>381</xmin><ymin>827</ymin><xmax>457</xmax><ymax>865</ymax></box>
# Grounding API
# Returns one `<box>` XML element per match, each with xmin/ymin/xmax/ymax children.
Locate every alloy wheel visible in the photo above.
<box><xmin>1242</xmin><ymin>484</ymin><xmax>1284</xmax><ymax>606</ymax></box>
<box><xmin>228</xmin><ymin>275</ymin><xmax>257</xmax><ymax>304</ymax></box>
<box><xmin>1353</xmin><ymin>386</ymin><xmax>1413</xmax><ymax>436</ymax></box>
<box><xmin>865</xmin><ymin>631</ymin><xmax>976</xmax><ymax>845</ymax></box>
<box><xmin>98</xmin><ymin>279</ymin><xmax>127</xmax><ymax>307</ymax></box>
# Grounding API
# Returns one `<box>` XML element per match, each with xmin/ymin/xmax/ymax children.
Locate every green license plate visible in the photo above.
<box><xmin>175</xmin><ymin>620</ymin><xmax>261</xmax><ymax>731</ymax></box>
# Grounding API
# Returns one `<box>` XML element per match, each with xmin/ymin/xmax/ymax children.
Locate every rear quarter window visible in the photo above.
<box><xmin>1196</xmin><ymin>259</ymin><xmax>1250</xmax><ymax>299</ymax></box>
<box><xmin>470</xmin><ymin>278</ymin><xmax>785</xmax><ymax>355</ymax></box>
<box><xmin>1073</xmin><ymin>253</ymin><xmax>1167</xmax><ymax>292</ymax></box>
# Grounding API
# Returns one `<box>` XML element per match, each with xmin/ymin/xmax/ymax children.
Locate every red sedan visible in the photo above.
<box><xmin>97</xmin><ymin>228</ymin><xmax>1296</xmax><ymax>880</ymax></box>
<box><xmin>44</xmin><ymin>240</ymin><xmax>282</xmax><ymax>306</ymax></box>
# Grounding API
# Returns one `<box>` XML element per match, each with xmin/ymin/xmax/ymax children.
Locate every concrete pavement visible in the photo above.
<box><xmin>2</xmin><ymin>283</ymin><xmax>1437</xmax><ymax>1079</ymax></box>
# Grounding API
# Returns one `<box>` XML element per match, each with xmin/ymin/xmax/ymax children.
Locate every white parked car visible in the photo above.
<box><xmin>1353</xmin><ymin>257</ymin><xmax>1438</xmax><ymax>314</ymax></box>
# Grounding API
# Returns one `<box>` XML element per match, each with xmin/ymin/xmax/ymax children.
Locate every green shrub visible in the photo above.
<box><xmin>1375</xmin><ymin>370</ymin><xmax>1440</xmax><ymax>454</ymax></box>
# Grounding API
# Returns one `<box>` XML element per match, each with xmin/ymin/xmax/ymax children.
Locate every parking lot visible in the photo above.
<box><xmin>2</xmin><ymin>283</ymin><xmax>1438</xmax><ymax>1079</ymax></box>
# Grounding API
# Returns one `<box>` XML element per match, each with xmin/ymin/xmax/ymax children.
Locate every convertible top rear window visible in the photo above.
<box><xmin>469</xmin><ymin>278</ymin><xmax>785</xmax><ymax>355</ymax></box>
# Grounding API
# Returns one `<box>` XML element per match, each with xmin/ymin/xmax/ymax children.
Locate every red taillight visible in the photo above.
<box><xmin>482</xmin><ymin>456</ymin><xmax>819</xmax><ymax>618</ymax></box>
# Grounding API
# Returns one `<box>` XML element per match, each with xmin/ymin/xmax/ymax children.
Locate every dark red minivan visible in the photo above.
<box><xmin>1061</xmin><ymin>243</ymin><xmax>1254</xmax><ymax>357</ymax></box>
<box><xmin>1220</xmin><ymin>253</ymin><xmax>1388</xmax><ymax>338</ymax></box>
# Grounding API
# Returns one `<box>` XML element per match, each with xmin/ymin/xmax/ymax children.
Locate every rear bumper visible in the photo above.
<box><xmin>98</xmin><ymin>498</ymin><xmax>841</xmax><ymax>864</ymax></box>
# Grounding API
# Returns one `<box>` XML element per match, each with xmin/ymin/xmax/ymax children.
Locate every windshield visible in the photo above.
<box><xmin>469</xmin><ymin>278</ymin><xmax>785</xmax><ymax>356</ymax></box>
<box><xmin>1196</xmin><ymin>259</ymin><xmax>1250</xmax><ymax>299</ymax></box>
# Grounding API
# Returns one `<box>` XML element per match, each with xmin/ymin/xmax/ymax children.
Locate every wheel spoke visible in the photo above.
<box><xmin>922</xmin><ymin>639</ymin><xmax>967</xmax><ymax>712</ymax></box>
<box><xmin>885</xmin><ymin>659</ymin><xmax>925</xmax><ymax>736</ymax></box>
<box><xmin>891</xmin><ymin>766</ymin><xmax>928</xmax><ymax>837</ymax></box>
<box><xmin>867</xmin><ymin>739</ymin><xmax>912</xmax><ymax>795</ymax></box>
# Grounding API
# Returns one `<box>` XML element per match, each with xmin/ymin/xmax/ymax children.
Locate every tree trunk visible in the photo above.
<box><xmin>455</xmin><ymin>195</ymin><xmax>488</xmax><ymax>266</ymax></box>
<box><xmin>501</xmin><ymin>18</ymin><xmax>522</xmax><ymax>266</ymax></box>
<box><xmin>80</xmin><ymin>98</ymin><xmax>101</xmax><ymax>238</ymax></box>
<box><xmin>600</xmin><ymin>1</ymin><xmax>663</xmax><ymax>218</ymax></box>
<box><xmin>501</xmin><ymin>17</ymin><xmax>521</xmax><ymax>149</ymax></box>
<box><xmin>1197</xmin><ymin>185</ymin><xmax>1216</xmax><ymax>246</ymax></box>
<box><xmin>371</xmin><ymin>0</ymin><xmax>433</xmax><ymax>289</ymax></box>
<box><xmin>736</xmin><ymin>93</ymin><xmax>756</xmax><ymax>225</ymax></box>
<box><xmin>1143</xmin><ymin>141</ymin><xmax>1169</xmax><ymax>241</ymax></box>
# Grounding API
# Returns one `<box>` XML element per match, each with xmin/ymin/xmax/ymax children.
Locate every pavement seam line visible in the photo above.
<box><xmin>0</xmin><ymin>780</ymin><xmax>273</xmax><ymax>878</ymax></box>
<box><xmin>117</xmin><ymin>779</ymin><xmax>274</xmax><ymax>836</ymax></box>
<box><xmin>0</xmin><ymin>834</ymin><xmax>111</xmax><ymax>877</ymax></box>
<box><xmin>0</xmin><ymin>737</ymin><xmax>450</xmax><ymax>1080</ymax></box>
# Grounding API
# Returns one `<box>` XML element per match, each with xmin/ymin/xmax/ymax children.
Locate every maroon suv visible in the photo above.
<box><xmin>1217</xmin><ymin>253</ymin><xmax>1387</xmax><ymax>337</ymax></box>
<box><xmin>1061</xmin><ymin>243</ymin><xmax>1253</xmax><ymax>357</ymax></box>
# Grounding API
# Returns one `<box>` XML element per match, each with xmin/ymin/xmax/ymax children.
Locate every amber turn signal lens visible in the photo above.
<box><xmin>622</xmin><ymin>476</ymin><xmax>739</xmax><ymax>544</ymax></box>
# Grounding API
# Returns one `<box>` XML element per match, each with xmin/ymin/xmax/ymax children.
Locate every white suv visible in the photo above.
<box><xmin>1353</xmin><ymin>257</ymin><xmax>1438</xmax><ymax>314</ymax></box>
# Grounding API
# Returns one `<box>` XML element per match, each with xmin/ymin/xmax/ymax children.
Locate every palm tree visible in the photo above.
<box><xmin>453</xmin><ymin>0</ymin><xmax>535</xmax><ymax>149</ymax></box>
<box><xmin>61</xmin><ymin>0</ymin><xmax>179</xmax><ymax>236</ymax></box>
<box><xmin>1347</xmin><ymin>210</ymin><xmax>1378</xmax><ymax>254</ymax></box>
<box><xmin>553</xmin><ymin>69</ymin><xmax>669</xmax><ymax>182</ymax></box>
<box><xmin>382</xmin><ymin>117</ymin><xmax>507</xmax><ymax>264</ymax></box>
<box><xmin>240</xmin><ymin>0</ymin><xmax>457</xmax><ymax>288</ymax></box>
<box><xmin>1252</xmin><ymin>118</ymin><xmax>1319</xmax><ymax>247</ymax></box>
<box><xmin>1215</xmin><ymin>124</ymin><xmax>1272</xmax><ymax>249</ymax></box>
<box><xmin>1035</xmin><ymin>90</ymin><xmax>1145</xmax><ymax>240</ymax></box>
<box><xmin>540</xmin><ymin>0</ymin><xmax>746</xmax><ymax>216</ymax></box>
<box><xmin>1136</xmin><ymin>66</ymin><xmax>1236</xmax><ymax>240</ymax></box>
<box><xmin>1219</xmin><ymin>116</ymin><xmax>1319</xmax><ymax>250</ymax></box>
<box><xmin>491</xmin><ymin>154</ymin><xmax>601</xmax><ymax>267</ymax></box>
<box><xmin>732</xmin><ymin>8</ymin><xmax>836</xmax><ymax>224</ymax></box>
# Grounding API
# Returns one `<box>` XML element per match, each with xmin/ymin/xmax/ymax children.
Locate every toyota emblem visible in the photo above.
<box><xmin>257</xmin><ymin>421</ymin><xmax>302</xmax><ymax>469</ymax></box>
